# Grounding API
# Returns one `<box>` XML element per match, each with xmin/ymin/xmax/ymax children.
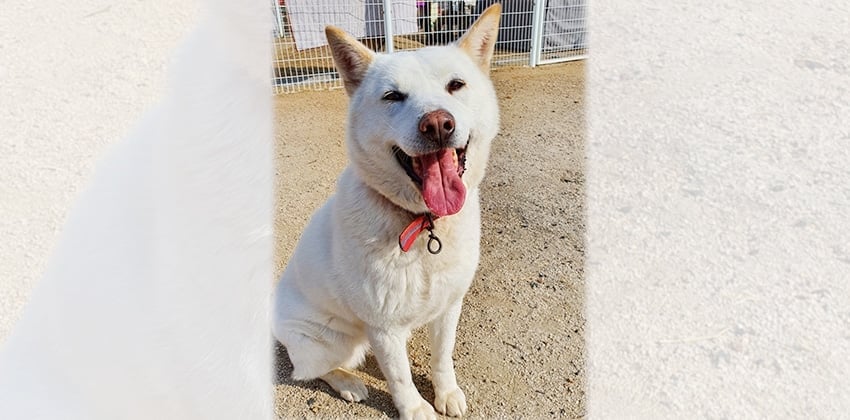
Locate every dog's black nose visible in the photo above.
<box><xmin>419</xmin><ymin>109</ymin><xmax>455</xmax><ymax>145</ymax></box>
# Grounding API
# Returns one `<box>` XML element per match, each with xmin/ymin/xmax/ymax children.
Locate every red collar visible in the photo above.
<box><xmin>398</xmin><ymin>214</ymin><xmax>442</xmax><ymax>254</ymax></box>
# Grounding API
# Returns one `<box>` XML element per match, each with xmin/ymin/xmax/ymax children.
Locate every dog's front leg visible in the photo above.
<box><xmin>428</xmin><ymin>301</ymin><xmax>467</xmax><ymax>417</ymax></box>
<box><xmin>368</xmin><ymin>328</ymin><xmax>436</xmax><ymax>420</ymax></box>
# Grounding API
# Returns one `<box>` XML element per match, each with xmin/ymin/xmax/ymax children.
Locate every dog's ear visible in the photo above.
<box><xmin>457</xmin><ymin>3</ymin><xmax>502</xmax><ymax>74</ymax></box>
<box><xmin>326</xmin><ymin>26</ymin><xmax>375</xmax><ymax>96</ymax></box>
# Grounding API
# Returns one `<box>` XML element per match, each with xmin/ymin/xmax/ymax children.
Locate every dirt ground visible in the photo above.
<box><xmin>273</xmin><ymin>61</ymin><xmax>585</xmax><ymax>419</ymax></box>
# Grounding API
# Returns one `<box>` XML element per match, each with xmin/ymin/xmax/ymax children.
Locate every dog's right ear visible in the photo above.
<box><xmin>326</xmin><ymin>26</ymin><xmax>375</xmax><ymax>96</ymax></box>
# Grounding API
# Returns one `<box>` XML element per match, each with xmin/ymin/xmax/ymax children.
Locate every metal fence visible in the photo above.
<box><xmin>272</xmin><ymin>1</ymin><xmax>587</xmax><ymax>94</ymax></box>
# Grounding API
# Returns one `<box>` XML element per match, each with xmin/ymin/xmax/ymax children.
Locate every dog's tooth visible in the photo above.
<box><xmin>452</xmin><ymin>149</ymin><xmax>458</xmax><ymax>166</ymax></box>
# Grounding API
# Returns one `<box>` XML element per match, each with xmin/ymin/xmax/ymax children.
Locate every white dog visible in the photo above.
<box><xmin>273</xmin><ymin>5</ymin><xmax>501</xmax><ymax>419</ymax></box>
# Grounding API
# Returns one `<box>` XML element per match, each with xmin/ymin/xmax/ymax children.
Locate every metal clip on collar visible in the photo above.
<box><xmin>425</xmin><ymin>214</ymin><xmax>442</xmax><ymax>255</ymax></box>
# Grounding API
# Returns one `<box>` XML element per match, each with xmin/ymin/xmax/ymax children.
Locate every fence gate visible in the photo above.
<box><xmin>272</xmin><ymin>0</ymin><xmax>587</xmax><ymax>94</ymax></box>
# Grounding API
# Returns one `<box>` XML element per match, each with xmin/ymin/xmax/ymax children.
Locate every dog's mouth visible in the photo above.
<box><xmin>392</xmin><ymin>145</ymin><xmax>468</xmax><ymax>217</ymax></box>
<box><xmin>392</xmin><ymin>146</ymin><xmax>467</xmax><ymax>184</ymax></box>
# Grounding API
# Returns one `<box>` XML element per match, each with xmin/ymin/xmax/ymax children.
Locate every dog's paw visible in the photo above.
<box><xmin>319</xmin><ymin>368</ymin><xmax>368</xmax><ymax>402</ymax></box>
<box><xmin>339</xmin><ymin>385</ymin><xmax>368</xmax><ymax>403</ymax></box>
<box><xmin>434</xmin><ymin>386</ymin><xmax>467</xmax><ymax>417</ymax></box>
<box><xmin>399</xmin><ymin>398</ymin><xmax>437</xmax><ymax>420</ymax></box>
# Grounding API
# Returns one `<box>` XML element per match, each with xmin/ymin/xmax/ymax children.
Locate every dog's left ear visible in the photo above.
<box><xmin>457</xmin><ymin>3</ymin><xmax>502</xmax><ymax>74</ymax></box>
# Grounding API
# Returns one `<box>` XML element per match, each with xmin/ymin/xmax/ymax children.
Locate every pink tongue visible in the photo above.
<box><xmin>417</xmin><ymin>149</ymin><xmax>466</xmax><ymax>217</ymax></box>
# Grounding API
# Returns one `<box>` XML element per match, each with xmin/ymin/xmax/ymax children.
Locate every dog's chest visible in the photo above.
<box><xmin>332</xmin><ymin>182</ymin><xmax>481</xmax><ymax>327</ymax></box>
<box><xmin>356</xmin><ymin>243</ymin><xmax>475</xmax><ymax>327</ymax></box>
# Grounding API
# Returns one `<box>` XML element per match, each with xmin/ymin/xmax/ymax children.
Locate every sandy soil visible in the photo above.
<box><xmin>273</xmin><ymin>61</ymin><xmax>585</xmax><ymax>419</ymax></box>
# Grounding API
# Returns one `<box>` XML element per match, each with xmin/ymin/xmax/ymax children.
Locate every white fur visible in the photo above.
<box><xmin>273</xmin><ymin>6</ymin><xmax>502</xmax><ymax>420</ymax></box>
<box><xmin>0</xmin><ymin>1</ymin><xmax>273</xmax><ymax>419</ymax></box>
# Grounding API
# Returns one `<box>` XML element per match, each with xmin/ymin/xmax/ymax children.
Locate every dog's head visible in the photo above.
<box><xmin>326</xmin><ymin>4</ymin><xmax>501</xmax><ymax>217</ymax></box>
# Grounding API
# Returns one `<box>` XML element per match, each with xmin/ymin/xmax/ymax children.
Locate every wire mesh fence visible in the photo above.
<box><xmin>538</xmin><ymin>0</ymin><xmax>586</xmax><ymax>64</ymax></box>
<box><xmin>272</xmin><ymin>0</ymin><xmax>587</xmax><ymax>94</ymax></box>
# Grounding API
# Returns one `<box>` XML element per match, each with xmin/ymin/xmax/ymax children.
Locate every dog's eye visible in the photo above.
<box><xmin>447</xmin><ymin>79</ymin><xmax>466</xmax><ymax>93</ymax></box>
<box><xmin>382</xmin><ymin>90</ymin><xmax>406</xmax><ymax>102</ymax></box>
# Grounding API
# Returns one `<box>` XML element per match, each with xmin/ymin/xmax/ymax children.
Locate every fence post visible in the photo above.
<box><xmin>530</xmin><ymin>0</ymin><xmax>547</xmax><ymax>67</ymax></box>
<box><xmin>273</xmin><ymin>0</ymin><xmax>284</xmax><ymax>38</ymax></box>
<box><xmin>382</xmin><ymin>0</ymin><xmax>395</xmax><ymax>53</ymax></box>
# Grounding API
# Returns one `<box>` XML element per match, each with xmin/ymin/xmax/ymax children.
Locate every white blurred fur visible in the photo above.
<box><xmin>0</xmin><ymin>1</ymin><xmax>273</xmax><ymax>419</ymax></box>
<box><xmin>272</xmin><ymin>5</ymin><xmax>501</xmax><ymax>420</ymax></box>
